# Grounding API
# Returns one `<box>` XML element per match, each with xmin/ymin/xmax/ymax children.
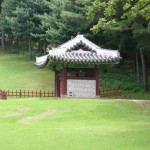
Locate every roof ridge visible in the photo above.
<box><xmin>58</xmin><ymin>34</ymin><xmax>101</xmax><ymax>50</ymax></box>
<box><xmin>58</xmin><ymin>34</ymin><xmax>79</xmax><ymax>48</ymax></box>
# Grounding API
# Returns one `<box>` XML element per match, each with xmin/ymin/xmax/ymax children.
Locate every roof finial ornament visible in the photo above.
<box><xmin>77</xmin><ymin>32</ymin><xmax>80</xmax><ymax>35</ymax></box>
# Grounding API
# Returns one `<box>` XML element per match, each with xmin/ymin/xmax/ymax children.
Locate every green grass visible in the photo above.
<box><xmin>0</xmin><ymin>54</ymin><xmax>54</xmax><ymax>91</ymax></box>
<box><xmin>0</xmin><ymin>54</ymin><xmax>150</xmax><ymax>149</ymax></box>
<box><xmin>0</xmin><ymin>98</ymin><xmax>150</xmax><ymax>150</ymax></box>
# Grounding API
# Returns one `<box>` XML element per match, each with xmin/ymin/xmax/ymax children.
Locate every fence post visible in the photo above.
<box><xmin>40</xmin><ymin>90</ymin><xmax>41</xmax><ymax>98</ymax></box>
<box><xmin>2</xmin><ymin>89</ymin><xmax>56</xmax><ymax>98</ymax></box>
<box><xmin>28</xmin><ymin>90</ymin><xmax>29</xmax><ymax>97</ymax></box>
<box><xmin>32</xmin><ymin>90</ymin><xmax>33</xmax><ymax>97</ymax></box>
<box><xmin>36</xmin><ymin>90</ymin><xmax>37</xmax><ymax>97</ymax></box>
<box><xmin>20</xmin><ymin>89</ymin><xmax>22</xmax><ymax>98</ymax></box>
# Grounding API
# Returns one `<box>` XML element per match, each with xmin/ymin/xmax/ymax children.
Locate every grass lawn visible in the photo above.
<box><xmin>0</xmin><ymin>54</ymin><xmax>54</xmax><ymax>91</ymax></box>
<box><xmin>0</xmin><ymin>54</ymin><xmax>150</xmax><ymax>150</ymax></box>
<box><xmin>0</xmin><ymin>98</ymin><xmax>150</xmax><ymax>150</ymax></box>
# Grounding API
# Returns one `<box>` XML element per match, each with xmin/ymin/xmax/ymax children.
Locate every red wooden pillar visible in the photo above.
<box><xmin>95</xmin><ymin>68</ymin><xmax>100</xmax><ymax>96</ymax></box>
<box><xmin>62</xmin><ymin>67</ymin><xmax>67</xmax><ymax>96</ymax></box>
<box><xmin>54</xmin><ymin>71</ymin><xmax>57</xmax><ymax>97</ymax></box>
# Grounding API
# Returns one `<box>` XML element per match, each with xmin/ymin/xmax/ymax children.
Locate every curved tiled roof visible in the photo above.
<box><xmin>49</xmin><ymin>52</ymin><xmax>120</xmax><ymax>64</ymax></box>
<box><xmin>35</xmin><ymin>34</ymin><xmax>121</xmax><ymax>68</ymax></box>
<box><xmin>48</xmin><ymin>34</ymin><xmax>120</xmax><ymax>57</ymax></box>
<box><xmin>35</xmin><ymin>55</ymin><xmax>49</xmax><ymax>68</ymax></box>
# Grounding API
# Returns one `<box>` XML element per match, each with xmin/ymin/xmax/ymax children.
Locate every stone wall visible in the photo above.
<box><xmin>67</xmin><ymin>79</ymin><xmax>96</xmax><ymax>98</ymax></box>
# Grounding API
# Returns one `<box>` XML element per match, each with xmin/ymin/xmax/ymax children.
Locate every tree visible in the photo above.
<box><xmin>0</xmin><ymin>0</ymin><xmax>5</xmax><ymax>50</ymax></box>
<box><xmin>133</xmin><ymin>17</ymin><xmax>150</xmax><ymax>91</ymax></box>
<box><xmin>37</xmin><ymin>0</ymin><xmax>92</xmax><ymax>46</ymax></box>
<box><xmin>87</xmin><ymin>0</ymin><xmax>150</xmax><ymax>92</ymax></box>
<box><xmin>1</xmin><ymin>0</ymin><xmax>49</xmax><ymax>59</ymax></box>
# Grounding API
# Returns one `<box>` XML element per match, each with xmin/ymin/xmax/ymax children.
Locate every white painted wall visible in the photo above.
<box><xmin>67</xmin><ymin>79</ymin><xmax>96</xmax><ymax>98</ymax></box>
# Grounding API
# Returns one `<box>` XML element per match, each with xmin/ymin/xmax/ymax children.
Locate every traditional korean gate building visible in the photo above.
<box><xmin>35</xmin><ymin>34</ymin><xmax>121</xmax><ymax>98</ymax></box>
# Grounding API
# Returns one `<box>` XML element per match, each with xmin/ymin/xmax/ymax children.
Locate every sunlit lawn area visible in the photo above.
<box><xmin>0</xmin><ymin>98</ymin><xmax>150</xmax><ymax>150</ymax></box>
<box><xmin>0</xmin><ymin>54</ymin><xmax>150</xmax><ymax>150</ymax></box>
<box><xmin>0</xmin><ymin>54</ymin><xmax>54</xmax><ymax>91</ymax></box>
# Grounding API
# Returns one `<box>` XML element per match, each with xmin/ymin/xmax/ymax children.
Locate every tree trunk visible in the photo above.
<box><xmin>140</xmin><ymin>49</ymin><xmax>149</xmax><ymax>92</ymax></box>
<box><xmin>1</xmin><ymin>30</ymin><xmax>5</xmax><ymax>50</ymax></box>
<box><xmin>29</xmin><ymin>37</ymin><xmax>32</xmax><ymax>60</ymax></box>
<box><xmin>38</xmin><ymin>40</ymin><xmax>41</xmax><ymax>52</ymax></box>
<box><xmin>43</xmin><ymin>40</ymin><xmax>46</xmax><ymax>55</ymax></box>
<box><xmin>15</xmin><ymin>36</ymin><xmax>19</xmax><ymax>47</ymax></box>
<box><xmin>134</xmin><ymin>59</ymin><xmax>136</xmax><ymax>80</ymax></box>
<box><xmin>135</xmin><ymin>52</ymin><xmax>139</xmax><ymax>82</ymax></box>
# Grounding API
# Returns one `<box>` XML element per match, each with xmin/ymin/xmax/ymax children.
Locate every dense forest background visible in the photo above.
<box><xmin>0</xmin><ymin>0</ymin><xmax>150</xmax><ymax>93</ymax></box>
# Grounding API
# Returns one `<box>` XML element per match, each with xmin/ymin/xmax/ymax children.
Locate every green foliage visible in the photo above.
<box><xmin>87</xmin><ymin>0</ymin><xmax>150</xmax><ymax>53</ymax></box>
<box><xmin>99</xmin><ymin>66</ymin><xmax>144</xmax><ymax>92</ymax></box>
<box><xmin>87</xmin><ymin>0</ymin><xmax>150</xmax><ymax>94</ymax></box>
<box><xmin>0</xmin><ymin>0</ymin><xmax>54</xmax><ymax>56</ymax></box>
<box><xmin>1</xmin><ymin>0</ymin><xmax>43</xmax><ymax>37</ymax></box>
<box><xmin>87</xmin><ymin>0</ymin><xmax>150</xmax><ymax>33</ymax></box>
<box><xmin>132</xmin><ymin>16</ymin><xmax>150</xmax><ymax>51</ymax></box>
<box><xmin>37</xmin><ymin>0</ymin><xmax>92</xmax><ymax>45</ymax></box>
<box><xmin>0</xmin><ymin>0</ymin><xmax>149</xmax><ymax>93</ymax></box>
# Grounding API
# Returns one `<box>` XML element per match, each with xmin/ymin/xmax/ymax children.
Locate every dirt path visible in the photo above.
<box><xmin>0</xmin><ymin>106</ymin><xmax>28</xmax><ymax>118</ymax></box>
<box><xmin>18</xmin><ymin>109</ymin><xmax>57</xmax><ymax>124</ymax></box>
<box><xmin>132</xmin><ymin>100</ymin><xmax>150</xmax><ymax>108</ymax></box>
